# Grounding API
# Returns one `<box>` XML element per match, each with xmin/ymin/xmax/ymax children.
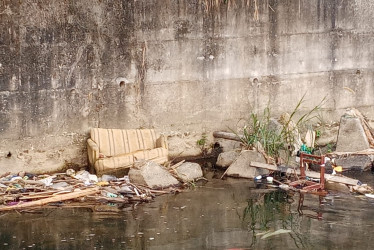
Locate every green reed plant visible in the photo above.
<box><xmin>237</xmin><ymin>95</ymin><xmax>326</xmax><ymax>163</ymax></box>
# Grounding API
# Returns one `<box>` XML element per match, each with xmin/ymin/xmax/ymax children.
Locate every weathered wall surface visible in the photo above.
<box><xmin>1</xmin><ymin>0</ymin><xmax>374</xmax><ymax>174</ymax></box>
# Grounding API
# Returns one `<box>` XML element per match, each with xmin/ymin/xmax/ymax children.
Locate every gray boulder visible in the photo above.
<box><xmin>335</xmin><ymin>155</ymin><xmax>372</xmax><ymax>171</ymax></box>
<box><xmin>175</xmin><ymin>162</ymin><xmax>203</xmax><ymax>182</ymax></box>
<box><xmin>216</xmin><ymin>151</ymin><xmax>240</xmax><ymax>168</ymax></box>
<box><xmin>214</xmin><ymin>138</ymin><xmax>242</xmax><ymax>152</ymax></box>
<box><xmin>129</xmin><ymin>161</ymin><xmax>179</xmax><ymax>189</ymax></box>
<box><xmin>315</xmin><ymin>125</ymin><xmax>339</xmax><ymax>146</ymax></box>
<box><xmin>268</xmin><ymin>118</ymin><xmax>283</xmax><ymax>135</ymax></box>
<box><xmin>225</xmin><ymin>150</ymin><xmax>269</xmax><ymax>179</ymax></box>
<box><xmin>336</xmin><ymin>115</ymin><xmax>370</xmax><ymax>152</ymax></box>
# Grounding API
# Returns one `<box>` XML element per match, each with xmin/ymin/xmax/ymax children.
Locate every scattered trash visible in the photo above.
<box><xmin>333</xmin><ymin>166</ymin><xmax>343</xmax><ymax>172</ymax></box>
<box><xmin>279</xmin><ymin>184</ymin><xmax>292</xmax><ymax>191</ymax></box>
<box><xmin>101</xmin><ymin>175</ymin><xmax>117</xmax><ymax>182</ymax></box>
<box><xmin>0</xmin><ymin>165</ymin><xmax>183</xmax><ymax>212</ymax></box>
<box><xmin>104</xmin><ymin>192</ymin><xmax>118</xmax><ymax>198</ymax></box>
<box><xmin>66</xmin><ymin>169</ymin><xmax>75</xmax><ymax>176</ymax></box>
<box><xmin>74</xmin><ymin>170</ymin><xmax>98</xmax><ymax>185</ymax></box>
<box><xmin>255</xmin><ymin>175</ymin><xmax>262</xmax><ymax>180</ymax></box>
<box><xmin>50</xmin><ymin>182</ymin><xmax>70</xmax><ymax>190</ymax></box>
<box><xmin>39</xmin><ymin>176</ymin><xmax>55</xmax><ymax>187</ymax></box>
<box><xmin>300</xmin><ymin>144</ymin><xmax>312</xmax><ymax>154</ymax></box>
<box><xmin>365</xmin><ymin>194</ymin><xmax>374</xmax><ymax>199</ymax></box>
<box><xmin>266</xmin><ymin>176</ymin><xmax>273</xmax><ymax>183</ymax></box>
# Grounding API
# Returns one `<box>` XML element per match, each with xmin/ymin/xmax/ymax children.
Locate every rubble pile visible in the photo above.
<box><xmin>0</xmin><ymin>167</ymin><xmax>182</xmax><ymax>212</ymax></box>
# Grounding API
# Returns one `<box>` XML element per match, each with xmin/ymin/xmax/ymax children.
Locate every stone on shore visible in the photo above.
<box><xmin>225</xmin><ymin>150</ymin><xmax>269</xmax><ymax>179</ymax></box>
<box><xmin>129</xmin><ymin>161</ymin><xmax>179</xmax><ymax>189</ymax></box>
<box><xmin>175</xmin><ymin>162</ymin><xmax>203</xmax><ymax>182</ymax></box>
<box><xmin>216</xmin><ymin>151</ymin><xmax>240</xmax><ymax>168</ymax></box>
<box><xmin>335</xmin><ymin>155</ymin><xmax>373</xmax><ymax>171</ymax></box>
<box><xmin>336</xmin><ymin>115</ymin><xmax>370</xmax><ymax>152</ymax></box>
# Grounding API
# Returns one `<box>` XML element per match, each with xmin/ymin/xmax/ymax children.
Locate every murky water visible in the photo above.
<box><xmin>1</xmin><ymin>167</ymin><xmax>374</xmax><ymax>250</ymax></box>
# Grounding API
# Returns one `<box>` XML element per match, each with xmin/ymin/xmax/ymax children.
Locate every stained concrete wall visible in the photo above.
<box><xmin>1</xmin><ymin>0</ymin><xmax>374</xmax><ymax>174</ymax></box>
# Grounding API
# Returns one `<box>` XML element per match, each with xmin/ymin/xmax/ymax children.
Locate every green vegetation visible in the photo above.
<box><xmin>240</xmin><ymin>107</ymin><xmax>283</xmax><ymax>160</ymax></box>
<box><xmin>236</xmin><ymin>95</ymin><xmax>326</xmax><ymax>163</ymax></box>
<box><xmin>326</xmin><ymin>143</ymin><xmax>334</xmax><ymax>153</ymax></box>
<box><xmin>197</xmin><ymin>134</ymin><xmax>209</xmax><ymax>156</ymax></box>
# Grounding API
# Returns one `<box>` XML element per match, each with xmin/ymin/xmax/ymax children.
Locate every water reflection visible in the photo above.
<box><xmin>297</xmin><ymin>193</ymin><xmax>323</xmax><ymax>220</ymax></box>
<box><xmin>0</xmin><ymin>173</ymin><xmax>374</xmax><ymax>249</ymax></box>
<box><xmin>242</xmin><ymin>190</ymin><xmax>314</xmax><ymax>249</ymax></box>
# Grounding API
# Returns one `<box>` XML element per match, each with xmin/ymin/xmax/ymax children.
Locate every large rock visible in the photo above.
<box><xmin>315</xmin><ymin>125</ymin><xmax>339</xmax><ymax>146</ymax></box>
<box><xmin>268</xmin><ymin>118</ymin><xmax>283</xmax><ymax>135</ymax></box>
<box><xmin>335</xmin><ymin>155</ymin><xmax>373</xmax><ymax>171</ymax></box>
<box><xmin>214</xmin><ymin>138</ymin><xmax>242</xmax><ymax>153</ymax></box>
<box><xmin>129</xmin><ymin>161</ymin><xmax>179</xmax><ymax>189</ymax></box>
<box><xmin>175</xmin><ymin>162</ymin><xmax>203</xmax><ymax>182</ymax></box>
<box><xmin>336</xmin><ymin>115</ymin><xmax>370</xmax><ymax>152</ymax></box>
<box><xmin>225</xmin><ymin>150</ymin><xmax>269</xmax><ymax>179</ymax></box>
<box><xmin>216</xmin><ymin>151</ymin><xmax>240</xmax><ymax>168</ymax></box>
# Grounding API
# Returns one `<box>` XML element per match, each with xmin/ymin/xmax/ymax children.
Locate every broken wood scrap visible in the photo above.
<box><xmin>250</xmin><ymin>161</ymin><xmax>359</xmax><ymax>186</ymax></box>
<box><xmin>171</xmin><ymin>160</ymin><xmax>185</xmax><ymax>170</ymax></box>
<box><xmin>0</xmin><ymin>187</ymin><xmax>100</xmax><ymax>212</ymax></box>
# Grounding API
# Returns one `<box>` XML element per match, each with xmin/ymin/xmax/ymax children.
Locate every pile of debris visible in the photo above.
<box><xmin>213</xmin><ymin>108</ymin><xmax>374</xmax><ymax>197</ymax></box>
<box><xmin>0</xmin><ymin>160</ymin><xmax>203</xmax><ymax>212</ymax></box>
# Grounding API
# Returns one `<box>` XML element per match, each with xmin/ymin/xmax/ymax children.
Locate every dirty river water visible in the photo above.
<box><xmin>1</xmin><ymin>165</ymin><xmax>374</xmax><ymax>249</ymax></box>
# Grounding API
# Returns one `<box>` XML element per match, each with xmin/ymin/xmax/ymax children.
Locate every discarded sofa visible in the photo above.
<box><xmin>87</xmin><ymin>128</ymin><xmax>168</xmax><ymax>175</ymax></box>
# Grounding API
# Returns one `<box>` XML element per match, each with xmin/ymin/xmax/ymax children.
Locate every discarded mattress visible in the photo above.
<box><xmin>87</xmin><ymin>128</ymin><xmax>168</xmax><ymax>175</ymax></box>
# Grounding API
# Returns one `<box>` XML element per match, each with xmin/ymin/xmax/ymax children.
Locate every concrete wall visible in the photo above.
<box><xmin>1</xmin><ymin>0</ymin><xmax>374</xmax><ymax>174</ymax></box>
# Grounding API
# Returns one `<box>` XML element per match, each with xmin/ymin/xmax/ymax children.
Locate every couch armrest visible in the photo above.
<box><xmin>156</xmin><ymin>134</ymin><xmax>168</xmax><ymax>149</ymax></box>
<box><xmin>87</xmin><ymin>138</ymin><xmax>100</xmax><ymax>168</ymax></box>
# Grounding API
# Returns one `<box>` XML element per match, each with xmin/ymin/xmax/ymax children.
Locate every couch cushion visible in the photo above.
<box><xmin>94</xmin><ymin>154</ymin><xmax>134</xmax><ymax>174</ymax></box>
<box><xmin>132</xmin><ymin>148</ymin><xmax>168</xmax><ymax>161</ymax></box>
<box><xmin>91</xmin><ymin>128</ymin><xmax>159</xmax><ymax>157</ymax></box>
<box><xmin>94</xmin><ymin>148</ymin><xmax>168</xmax><ymax>174</ymax></box>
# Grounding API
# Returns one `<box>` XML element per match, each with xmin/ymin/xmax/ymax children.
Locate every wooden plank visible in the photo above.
<box><xmin>0</xmin><ymin>187</ymin><xmax>100</xmax><ymax>211</ymax></box>
<box><xmin>327</xmin><ymin>149</ymin><xmax>374</xmax><ymax>156</ymax></box>
<box><xmin>250</xmin><ymin>161</ymin><xmax>359</xmax><ymax>186</ymax></box>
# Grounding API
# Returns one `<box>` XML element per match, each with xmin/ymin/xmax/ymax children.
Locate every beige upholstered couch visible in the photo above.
<box><xmin>87</xmin><ymin>128</ymin><xmax>168</xmax><ymax>175</ymax></box>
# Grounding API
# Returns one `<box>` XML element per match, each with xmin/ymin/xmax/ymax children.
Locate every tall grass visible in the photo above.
<box><xmin>237</xmin><ymin>95</ymin><xmax>326</xmax><ymax>163</ymax></box>
<box><xmin>240</xmin><ymin>107</ymin><xmax>283</xmax><ymax>160</ymax></box>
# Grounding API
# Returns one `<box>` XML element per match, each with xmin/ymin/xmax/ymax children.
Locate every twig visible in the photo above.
<box><xmin>220</xmin><ymin>167</ymin><xmax>230</xmax><ymax>179</ymax></box>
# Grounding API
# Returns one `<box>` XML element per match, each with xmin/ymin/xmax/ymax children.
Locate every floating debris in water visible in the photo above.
<box><xmin>261</xmin><ymin>229</ymin><xmax>292</xmax><ymax>239</ymax></box>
